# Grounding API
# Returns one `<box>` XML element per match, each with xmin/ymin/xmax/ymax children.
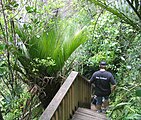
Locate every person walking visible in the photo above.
<box><xmin>90</xmin><ymin>61</ymin><xmax>116</xmax><ymax>113</ymax></box>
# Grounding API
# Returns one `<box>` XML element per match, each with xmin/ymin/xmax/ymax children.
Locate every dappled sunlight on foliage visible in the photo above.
<box><xmin>0</xmin><ymin>0</ymin><xmax>141</xmax><ymax>119</ymax></box>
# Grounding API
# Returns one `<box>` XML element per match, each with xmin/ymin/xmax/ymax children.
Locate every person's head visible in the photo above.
<box><xmin>99</xmin><ymin>61</ymin><xmax>107</xmax><ymax>69</ymax></box>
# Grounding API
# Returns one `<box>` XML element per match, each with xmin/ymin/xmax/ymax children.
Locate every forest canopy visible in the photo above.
<box><xmin>0</xmin><ymin>0</ymin><xmax>141</xmax><ymax>120</ymax></box>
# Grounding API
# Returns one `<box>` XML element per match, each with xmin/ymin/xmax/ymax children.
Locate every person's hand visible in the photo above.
<box><xmin>111</xmin><ymin>85</ymin><xmax>116</xmax><ymax>93</ymax></box>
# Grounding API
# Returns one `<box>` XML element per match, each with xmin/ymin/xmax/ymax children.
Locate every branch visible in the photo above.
<box><xmin>19</xmin><ymin>102</ymin><xmax>41</xmax><ymax>120</ymax></box>
<box><xmin>90</xmin><ymin>0</ymin><xmax>140</xmax><ymax>30</ymax></box>
<box><xmin>126</xmin><ymin>0</ymin><xmax>141</xmax><ymax>20</ymax></box>
<box><xmin>1</xmin><ymin>0</ymin><xmax>15</xmax><ymax>93</ymax></box>
<box><xmin>20</xmin><ymin>85</ymin><xmax>39</xmax><ymax>119</ymax></box>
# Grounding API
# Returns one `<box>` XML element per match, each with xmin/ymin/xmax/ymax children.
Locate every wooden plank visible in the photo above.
<box><xmin>77</xmin><ymin>108</ymin><xmax>107</xmax><ymax>119</ymax></box>
<box><xmin>71</xmin><ymin>113</ymin><xmax>107</xmax><ymax>120</ymax></box>
<box><xmin>71</xmin><ymin>107</ymin><xmax>107</xmax><ymax>120</ymax></box>
<box><xmin>74</xmin><ymin>111</ymin><xmax>107</xmax><ymax>120</ymax></box>
<box><xmin>71</xmin><ymin>116</ymin><xmax>85</xmax><ymax>120</ymax></box>
<box><xmin>62</xmin><ymin>99</ymin><xmax>65</xmax><ymax>120</ymax></box>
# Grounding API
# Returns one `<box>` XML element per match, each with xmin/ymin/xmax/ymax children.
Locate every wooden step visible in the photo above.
<box><xmin>71</xmin><ymin>108</ymin><xmax>108</xmax><ymax>120</ymax></box>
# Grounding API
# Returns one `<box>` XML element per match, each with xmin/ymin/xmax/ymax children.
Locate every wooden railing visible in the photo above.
<box><xmin>39</xmin><ymin>71</ymin><xmax>91</xmax><ymax>120</ymax></box>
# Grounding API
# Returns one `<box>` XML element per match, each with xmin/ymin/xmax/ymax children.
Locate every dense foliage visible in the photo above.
<box><xmin>0</xmin><ymin>0</ymin><xmax>141</xmax><ymax>120</ymax></box>
<box><xmin>69</xmin><ymin>0</ymin><xmax>141</xmax><ymax>119</ymax></box>
<box><xmin>0</xmin><ymin>0</ymin><xmax>91</xmax><ymax>119</ymax></box>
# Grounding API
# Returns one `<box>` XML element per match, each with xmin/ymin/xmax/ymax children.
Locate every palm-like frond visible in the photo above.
<box><xmin>89</xmin><ymin>0</ymin><xmax>141</xmax><ymax>30</ymax></box>
<box><xmin>15</xmin><ymin>19</ymin><xmax>88</xmax><ymax>76</ymax></box>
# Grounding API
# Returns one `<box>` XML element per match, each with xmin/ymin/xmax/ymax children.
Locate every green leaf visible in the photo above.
<box><xmin>135</xmin><ymin>88</ymin><xmax>141</xmax><ymax>97</ymax></box>
<box><xmin>115</xmin><ymin>102</ymin><xmax>131</xmax><ymax>108</ymax></box>
<box><xmin>0</xmin><ymin>44</ymin><xmax>5</xmax><ymax>51</ymax></box>
<box><xmin>25</xmin><ymin>6</ymin><xmax>36</xmax><ymax>13</ymax></box>
<box><xmin>126</xmin><ymin>114</ymin><xmax>141</xmax><ymax>120</ymax></box>
<box><xmin>11</xmin><ymin>1</ymin><xmax>19</xmax><ymax>8</ymax></box>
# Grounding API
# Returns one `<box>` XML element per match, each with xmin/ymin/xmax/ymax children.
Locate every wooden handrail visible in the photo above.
<box><xmin>39</xmin><ymin>71</ymin><xmax>91</xmax><ymax>120</ymax></box>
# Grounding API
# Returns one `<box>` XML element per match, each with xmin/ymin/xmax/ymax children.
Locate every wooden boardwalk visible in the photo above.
<box><xmin>39</xmin><ymin>71</ymin><xmax>108</xmax><ymax>120</ymax></box>
<box><xmin>71</xmin><ymin>107</ymin><xmax>107</xmax><ymax>120</ymax></box>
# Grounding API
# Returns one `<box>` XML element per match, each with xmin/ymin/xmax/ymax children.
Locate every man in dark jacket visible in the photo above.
<box><xmin>90</xmin><ymin>61</ymin><xmax>116</xmax><ymax>112</ymax></box>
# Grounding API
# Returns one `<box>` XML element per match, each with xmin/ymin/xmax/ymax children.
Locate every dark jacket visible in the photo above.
<box><xmin>90</xmin><ymin>70</ymin><xmax>116</xmax><ymax>96</ymax></box>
